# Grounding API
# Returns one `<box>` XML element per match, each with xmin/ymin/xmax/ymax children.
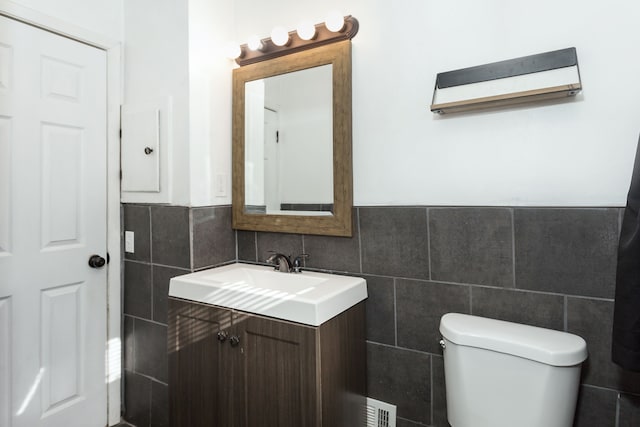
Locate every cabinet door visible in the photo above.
<box><xmin>169</xmin><ymin>299</ymin><xmax>233</xmax><ymax>427</ymax></box>
<box><xmin>234</xmin><ymin>313</ymin><xmax>319</xmax><ymax>427</ymax></box>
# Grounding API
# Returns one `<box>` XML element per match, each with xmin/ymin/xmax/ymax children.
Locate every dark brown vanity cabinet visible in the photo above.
<box><xmin>168</xmin><ymin>297</ymin><xmax>366</xmax><ymax>427</ymax></box>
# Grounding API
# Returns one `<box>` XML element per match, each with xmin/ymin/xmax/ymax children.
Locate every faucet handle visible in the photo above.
<box><xmin>292</xmin><ymin>253</ymin><xmax>309</xmax><ymax>273</ymax></box>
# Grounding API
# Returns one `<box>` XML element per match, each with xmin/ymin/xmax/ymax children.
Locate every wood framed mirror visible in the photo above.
<box><xmin>232</xmin><ymin>40</ymin><xmax>352</xmax><ymax>236</ymax></box>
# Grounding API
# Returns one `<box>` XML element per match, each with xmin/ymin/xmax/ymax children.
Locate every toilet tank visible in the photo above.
<box><xmin>439</xmin><ymin>313</ymin><xmax>588</xmax><ymax>427</ymax></box>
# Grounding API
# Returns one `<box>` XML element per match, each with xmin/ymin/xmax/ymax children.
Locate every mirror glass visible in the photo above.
<box><xmin>244</xmin><ymin>65</ymin><xmax>333</xmax><ymax>216</ymax></box>
<box><xmin>232</xmin><ymin>41</ymin><xmax>352</xmax><ymax>236</ymax></box>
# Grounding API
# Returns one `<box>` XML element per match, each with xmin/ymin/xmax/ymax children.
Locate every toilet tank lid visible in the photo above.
<box><xmin>439</xmin><ymin>313</ymin><xmax>587</xmax><ymax>366</ymax></box>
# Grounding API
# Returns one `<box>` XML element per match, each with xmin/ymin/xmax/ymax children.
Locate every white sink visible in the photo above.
<box><xmin>168</xmin><ymin>263</ymin><xmax>367</xmax><ymax>326</ymax></box>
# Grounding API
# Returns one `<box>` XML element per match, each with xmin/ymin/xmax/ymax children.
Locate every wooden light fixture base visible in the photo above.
<box><xmin>235</xmin><ymin>16</ymin><xmax>359</xmax><ymax>66</ymax></box>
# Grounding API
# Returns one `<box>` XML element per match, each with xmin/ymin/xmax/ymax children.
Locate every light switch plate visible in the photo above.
<box><xmin>215</xmin><ymin>173</ymin><xmax>227</xmax><ymax>197</ymax></box>
<box><xmin>125</xmin><ymin>231</ymin><xmax>134</xmax><ymax>253</ymax></box>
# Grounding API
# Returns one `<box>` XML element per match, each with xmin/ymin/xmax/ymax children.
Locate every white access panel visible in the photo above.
<box><xmin>120</xmin><ymin>97</ymin><xmax>173</xmax><ymax>203</ymax></box>
<box><xmin>121</xmin><ymin>107</ymin><xmax>160</xmax><ymax>192</ymax></box>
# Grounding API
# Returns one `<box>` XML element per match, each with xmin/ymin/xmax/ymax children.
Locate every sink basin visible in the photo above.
<box><xmin>168</xmin><ymin>263</ymin><xmax>367</xmax><ymax>326</ymax></box>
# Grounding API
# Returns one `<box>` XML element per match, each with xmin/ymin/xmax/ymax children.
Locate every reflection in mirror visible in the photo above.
<box><xmin>244</xmin><ymin>65</ymin><xmax>333</xmax><ymax>216</ymax></box>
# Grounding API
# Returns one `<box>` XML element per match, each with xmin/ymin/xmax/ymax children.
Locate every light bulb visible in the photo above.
<box><xmin>271</xmin><ymin>26</ymin><xmax>290</xmax><ymax>47</ymax></box>
<box><xmin>296</xmin><ymin>20</ymin><xmax>316</xmax><ymax>41</ymax></box>
<box><xmin>224</xmin><ymin>42</ymin><xmax>242</xmax><ymax>60</ymax></box>
<box><xmin>325</xmin><ymin>10</ymin><xmax>345</xmax><ymax>32</ymax></box>
<box><xmin>247</xmin><ymin>35</ymin><xmax>263</xmax><ymax>51</ymax></box>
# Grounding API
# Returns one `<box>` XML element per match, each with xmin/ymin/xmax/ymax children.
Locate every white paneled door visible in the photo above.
<box><xmin>0</xmin><ymin>15</ymin><xmax>108</xmax><ymax>427</ymax></box>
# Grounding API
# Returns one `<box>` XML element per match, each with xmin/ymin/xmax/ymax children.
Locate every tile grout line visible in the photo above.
<box><xmin>148</xmin><ymin>206</ymin><xmax>153</xmax><ymax>265</ymax></box>
<box><xmin>131</xmin><ymin>316</ymin><xmax>136</xmax><ymax>377</ymax></box>
<box><xmin>189</xmin><ymin>208</ymin><xmax>195</xmax><ymax>272</ymax></box>
<box><xmin>147</xmin><ymin>371</ymin><xmax>152</xmax><ymax>425</ymax></box>
<box><xmin>234</xmin><ymin>229</ymin><xmax>238</xmax><ymax>262</ymax></box>
<box><xmin>123</xmin><ymin>313</ymin><xmax>168</xmax><ymax>328</ymax></box>
<box><xmin>564</xmin><ymin>295</ymin><xmax>568</xmax><ymax>332</ymax></box>
<box><xmin>149</xmin><ymin>206</ymin><xmax>156</xmax><ymax>323</ymax></box>
<box><xmin>357</xmin><ymin>207</ymin><xmax>363</xmax><ymax>274</ymax></box>
<box><xmin>430</xmin><ymin>355</ymin><xmax>434</xmax><ymax>427</ymax></box>
<box><xmin>366</xmin><ymin>339</ymin><xmax>440</xmax><ymax>357</ymax></box>
<box><xmin>123</xmin><ymin>258</ymin><xmax>191</xmax><ymax>271</ymax></box>
<box><xmin>393</xmin><ymin>278</ymin><xmax>398</xmax><ymax>347</ymax></box>
<box><xmin>150</xmin><ymin>262</ymin><xmax>154</xmax><ymax>321</ymax></box>
<box><xmin>426</xmin><ymin>207</ymin><xmax>432</xmax><ymax>281</ymax></box>
<box><xmin>253</xmin><ymin>231</ymin><xmax>258</xmax><ymax>262</ymax></box>
<box><xmin>615</xmin><ymin>392</ymin><xmax>621</xmax><ymax>427</ymax></box>
<box><xmin>511</xmin><ymin>207</ymin><xmax>517</xmax><ymax>289</ymax></box>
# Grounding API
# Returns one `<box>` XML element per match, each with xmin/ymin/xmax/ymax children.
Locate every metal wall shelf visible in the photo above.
<box><xmin>430</xmin><ymin>48</ymin><xmax>582</xmax><ymax>114</ymax></box>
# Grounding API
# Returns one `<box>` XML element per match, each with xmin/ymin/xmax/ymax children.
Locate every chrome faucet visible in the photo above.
<box><xmin>266</xmin><ymin>253</ymin><xmax>293</xmax><ymax>272</ymax></box>
<box><xmin>266</xmin><ymin>253</ymin><xmax>310</xmax><ymax>273</ymax></box>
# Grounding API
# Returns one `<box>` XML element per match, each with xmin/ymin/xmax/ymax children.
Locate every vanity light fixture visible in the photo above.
<box><xmin>270</xmin><ymin>26</ymin><xmax>290</xmax><ymax>47</ymax></box>
<box><xmin>325</xmin><ymin>10</ymin><xmax>346</xmax><ymax>33</ymax></box>
<box><xmin>225</xmin><ymin>42</ymin><xmax>243</xmax><ymax>60</ymax></box>
<box><xmin>233</xmin><ymin>14</ymin><xmax>359</xmax><ymax>66</ymax></box>
<box><xmin>296</xmin><ymin>20</ymin><xmax>317</xmax><ymax>41</ymax></box>
<box><xmin>247</xmin><ymin>35</ymin><xmax>264</xmax><ymax>51</ymax></box>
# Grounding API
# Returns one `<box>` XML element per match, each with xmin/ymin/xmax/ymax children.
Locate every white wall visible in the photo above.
<box><xmin>188</xmin><ymin>0</ymin><xmax>235</xmax><ymax>206</ymax></box>
<box><xmin>10</xmin><ymin>0</ymin><xmax>122</xmax><ymax>41</ymax></box>
<box><xmin>123</xmin><ymin>0</ymin><xmax>190</xmax><ymax>205</ymax></box>
<box><xmin>225</xmin><ymin>0</ymin><xmax>640</xmax><ymax>207</ymax></box>
<box><xmin>122</xmin><ymin>0</ymin><xmax>640</xmax><ymax>207</ymax></box>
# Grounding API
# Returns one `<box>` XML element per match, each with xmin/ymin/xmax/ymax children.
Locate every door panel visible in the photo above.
<box><xmin>169</xmin><ymin>299</ymin><xmax>233</xmax><ymax>427</ymax></box>
<box><xmin>41</xmin><ymin>124</ymin><xmax>83</xmax><ymax>249</ymax></box>
<box><xmin>0</xmin><ymin>297</ymin><xmax>11</xmax><ymax>426</ymax></box>
<box><xmin>238</xmin><ymin>314</ymin><xmax>318</xmax><ymax>427</ymax></box>
<box><xmin>41</xmin><ymin>56</ymin><xmax>83</xmax><ymax>103</ymax></box>
<box><xmin>0</xmin><ymin>115</ymin><xmax>10</xmax><ymax>255</ymax></box>
<box><xmin>40</xmin><ymin>283</ymin><xmax>83</xmax><ymax>413</ymax></box>
<box><xmin>0</xmin><ymin>42</ymin><xmax>11</xmax><ymax>91</ymax></box>
<box><xmin>0</xmin><ymin>15</ymin><xmax>107</xmax><ymax>427</ymax></box>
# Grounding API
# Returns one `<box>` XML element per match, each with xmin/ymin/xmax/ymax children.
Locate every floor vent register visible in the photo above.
<box><xmin>365</xmin><ymin>397</ymin><xmax>397</xmax><ymax>427</ymax></box>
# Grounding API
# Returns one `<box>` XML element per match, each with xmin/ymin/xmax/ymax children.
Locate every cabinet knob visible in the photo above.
<box><xmin>229</xmin><ymin>335</ymin><xmax>240</xmax><ymax>347</ymax></box>
<box><xmin>217</xmin><ymin>331</ymin><xmax>228</xmax><ymax>342</ymax></box>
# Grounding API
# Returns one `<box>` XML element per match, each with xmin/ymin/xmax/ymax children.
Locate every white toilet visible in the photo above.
<box><xmin>439</xmin><ymin>313</ymin><xmax>588</xmax><ymax>427</ymax></box>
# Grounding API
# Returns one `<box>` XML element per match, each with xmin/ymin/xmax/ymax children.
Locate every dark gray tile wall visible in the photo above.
<box><xmin>619</xmin><ymin>393</ymin><xmax>640</xmax><ymax>427</ymax></box>
<box><xmin>514</xmin><ymin>208</ymin><xmax>619</xmax><ymax>299</ymax></box>
<box><xmin>192</xmin><ymin>207</ymin><xmax>236</xmax><ymax>269</ymax></box>
<box><xmin>122</xmin><ymin>204</ymin><xmax>638</xmax><ymax>427</ymax></box>
<box><xmin>567</xmin><ymin>297</ymin><xmax>640</xmax><ymax>394</ymax></box>
<box><xmin>396</xmin><ymin>279</ymin><xmax>470</xmax><ymax>354</ymax></box>
<box><xmin>256</xmin><ymin>231</ymin><xmax>303</xmax><ymax>263</ymax></box>
<box><xmin>121</xmin><ymin>204</ymin><xmax>235</xmax><ymax>427</ymax></box>
<box><xmin>235</xmin><ymin>206</ymin><xmax>634</xmax><ymax>427</ymax></box>
<box><xmin>359</xmin><ymin>207</ymin><xmax>430</xmax><ymax>279</ymax></box>
<box><xmin>429</xmin><ymin>207</ymin><xmax>513</xmax><ymax>287</ymax></box>
<box><xmin>573</xmin><ymin>385</ymin><xmax>618</xmax><ymax>427</ymax></box>
<box><xmin>150</xmin><ymin>206</ymin><xmax>191</xmax><ymax>269</ymax></box>
<box><xmin>363</xmin><ymin>274</ymin><xmax>395</xmax><ymax>346</ymax></box>
<box><xmin>471</xmin><ymin>286</ymin><xmax>565</xmax><ymax>330</ymax></box>
<box><xmin>367</xmin><ymin>343</ymin><xmax>431</xmax><ymax>425</ymax></box>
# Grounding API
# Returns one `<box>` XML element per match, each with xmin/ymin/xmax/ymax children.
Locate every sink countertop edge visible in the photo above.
<box><xmin>168</xmin><ymin>263</ymin><xmax>368</xmax><ymax>327</ymax></box>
